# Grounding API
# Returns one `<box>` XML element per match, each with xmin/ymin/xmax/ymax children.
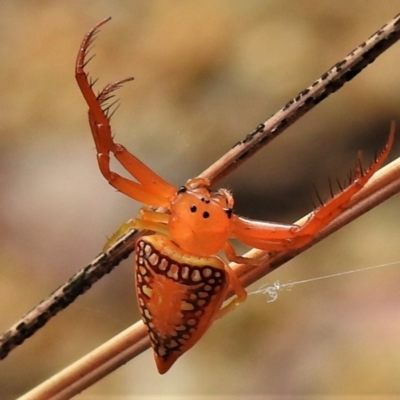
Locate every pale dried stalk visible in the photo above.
<box><xmin>19</xmin><ymin>155</ymin><xmax>400</xmax><ymax>400</ymax></box>
<box><xmin>2</xmin><ymin>13</ymin><xmax>400</xmax><ymax>362</ymax></box>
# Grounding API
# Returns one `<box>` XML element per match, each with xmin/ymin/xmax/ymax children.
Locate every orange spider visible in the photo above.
<box><xmin>76</xmin><ymin>19</ymin><xmax>394</xmax><ymax>374</ymax></box>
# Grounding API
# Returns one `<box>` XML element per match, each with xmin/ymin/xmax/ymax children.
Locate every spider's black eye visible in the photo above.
<box><xmin>190</xmin><ymin>205</ymin><xmax>197</xmax><ymax>213</ymax></box>
<box><xmin>203</xmin><ymin>211</ymin><xmax>210</xmax><ymax>219</ymax></box>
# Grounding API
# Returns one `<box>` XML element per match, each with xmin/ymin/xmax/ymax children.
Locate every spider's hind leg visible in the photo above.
<box><xmin>231</xmin><ymin>123</ymin><xmax>395</xmax><ymax>253</ymax></box>
<box><xmin>296</xmin><ymin>122</ymin><xmax>395</xmax><ymax>243</ymax></box>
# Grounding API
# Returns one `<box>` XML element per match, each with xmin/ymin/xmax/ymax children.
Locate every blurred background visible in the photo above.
<box><xmin>1</xmin><ymin>1</ymin><xmax>400</xmax><ymax>398</ymax></box>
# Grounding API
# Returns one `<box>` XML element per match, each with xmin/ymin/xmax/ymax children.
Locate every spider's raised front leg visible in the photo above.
<box><xmin>229</xmin><ymin>123</ymin><xmax>395</xmax><ymax>254</ymax></box>
<box><xmin>75</xmin><ymin>18</ymin><xmax>176</xmax><ymax>209</ymax></box>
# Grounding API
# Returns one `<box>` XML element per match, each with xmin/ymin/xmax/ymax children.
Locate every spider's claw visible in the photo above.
<box><xmin>76</xmin><ymin>17</ymin><xmax>111</xmax><ymax>76</ymax></box>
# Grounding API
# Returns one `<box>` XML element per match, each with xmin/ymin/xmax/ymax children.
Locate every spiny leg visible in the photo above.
<box><xmin>76</xmin><ymin>19</ymin><xmax>176</xmax><ymax>208</ymax></box>
<box><xmin>293</xmin><ymin>122</ymin><xmax>395</xmax><ymax>242</ymax></box>
<box><xmin>231</xmin><ymin>123</ymin><xmax>395</xmax><ymax>252</ymax></box>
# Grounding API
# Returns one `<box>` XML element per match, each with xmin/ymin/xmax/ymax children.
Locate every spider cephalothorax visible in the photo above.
<box><xmin>169</xmin><ymin>180</ymin><xmax>234</xmax><ymax>257</ymax></box>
